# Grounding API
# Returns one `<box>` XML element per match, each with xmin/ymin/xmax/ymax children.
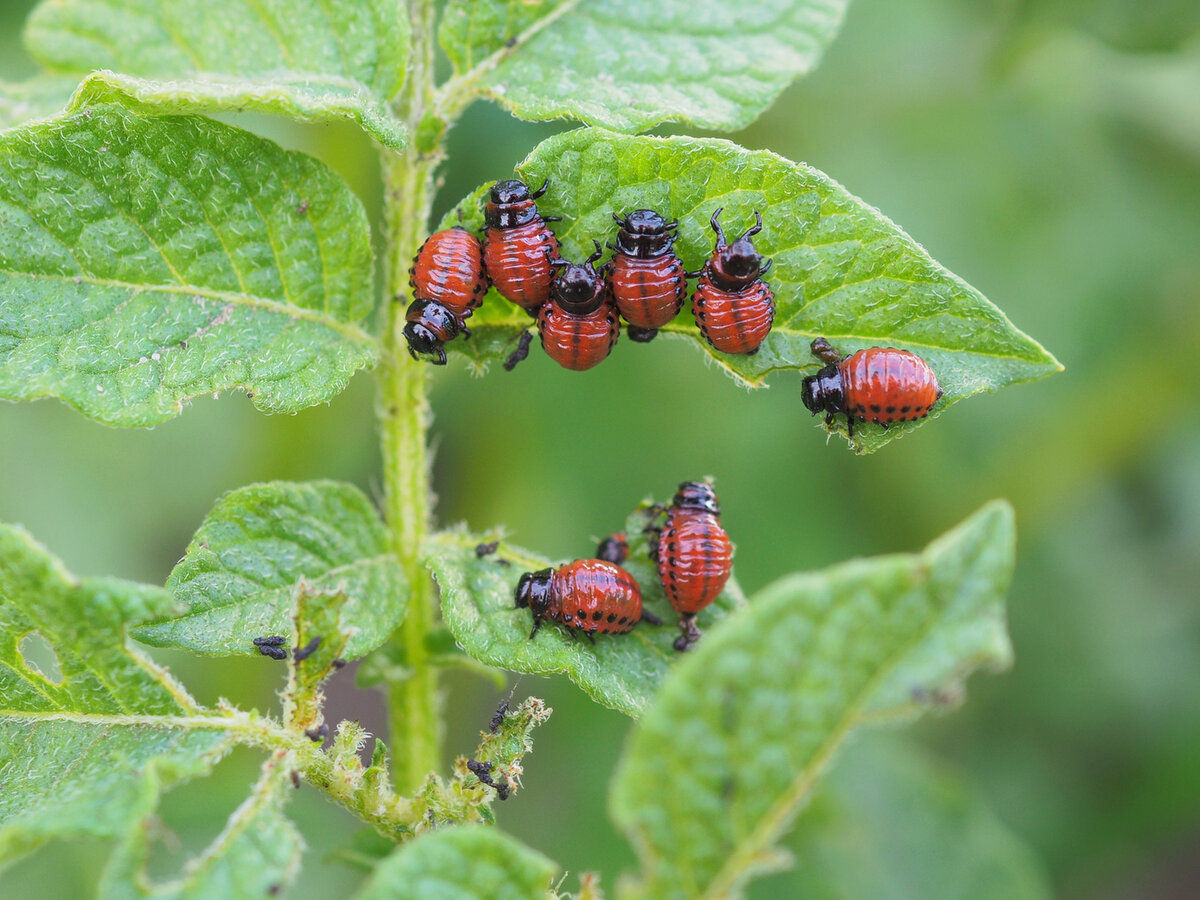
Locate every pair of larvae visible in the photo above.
<box><xmin>514</xmin><ymin>482</ymin><xmax>733</xmax><ymax>652</ymax></box>
<box><xmin>403</xmin><ymin>178</ymin><xmax>777</xmax><ymax>370</ymax></box>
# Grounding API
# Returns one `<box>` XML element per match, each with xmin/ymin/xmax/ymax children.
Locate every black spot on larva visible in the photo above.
<box><xmin>577</xmin><ymin>609</ymin><xmax>586</xmax><ymax>619</ymax></box>
<box><xmin>856</xmin><ymin>404</ymin><xmax>867</xmax><ymax>413</ymax></box>
<box><xmin>870</xmin><ymin>404</ymin><xmax>881</xmax><ymax>413</ymax></box>
<box><xmin>592</xmin><ymin>610</ymin><xmax>603</xmax><ymax>621</ymax></box>
<box><xmin>607</xmin><ymin>613</ymin><xmax>617</xmax><ymax>623</ymax></box>
<box><xmin>886</xmin><ymin>406</ymin><xmax>896</xmax><ymax>414</ymax></box>
<box><xmin>900</xmin><ymin>405</ymin><xmax>911</xmax><ymax>413</ymax></box>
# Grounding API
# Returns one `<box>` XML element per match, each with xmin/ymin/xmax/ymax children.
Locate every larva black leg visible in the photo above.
<box><xmin>640</xmin><ymin>609</ymin><xmax>663</xmax><ymax>627</ymax></box>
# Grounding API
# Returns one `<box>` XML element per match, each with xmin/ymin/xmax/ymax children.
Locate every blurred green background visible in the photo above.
<box><xmin>2</xmin><ymin>0</ymin><xmax>1199</xmax><ymax>896</ymax></box>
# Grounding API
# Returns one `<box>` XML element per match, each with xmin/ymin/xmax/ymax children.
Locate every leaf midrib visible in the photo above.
<box><xmin>1</xmin><ymin>268</ymin><xmax>376</xmax><ymax>348</ymax></box>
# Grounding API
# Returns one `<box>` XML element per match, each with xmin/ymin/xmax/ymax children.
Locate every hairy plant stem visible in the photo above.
<box><xmin>379</xmin><ymin>0</ymin><xmax>442</xmax><ymax>795</ymax></box>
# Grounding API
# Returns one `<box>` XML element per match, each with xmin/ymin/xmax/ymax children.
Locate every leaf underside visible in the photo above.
<box><xmin>135</xmin><ymin>481</ymin><xmax>407</xmax><ymax>662</ymax></box>
<box><xmin>441</xmin><ymin>129</ymin><xmax>1060</xmax><ymax>452</ymax></box>
<box><xmin>23</xmin><ymin>0</ymin><xmax>408</xmax><ymax>148</ymax></box>
<box><xmin>439</xmin><ymin>0</ymin><xmax>850</xmax><ymax>133</ymax></box>
<box><xmin>610</xmin><ymin>501</ymin><xmax>1016</xmax><ymax>900</ymax></box>
<box><xmin>0</xmin><ymin>102</ymin><xmax>377</xmax><ymax>426</ymax></box>
<box><xmin>430</xmin><ymin>502</ymin><xmax>747</xmax><ymax>718</ymax></box>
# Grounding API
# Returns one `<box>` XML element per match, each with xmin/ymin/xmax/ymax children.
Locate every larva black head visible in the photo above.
<box><xmin>403</xmin><ymin>299</ymin><xmax>459</xmax><ymax>363</ymax></box>
<box><xmin>708</xmin><ymin>208</ymin><xmax>770</xmax><ymax>290</ymax></box>
<box><xmin>515</xmin><ymin>568</ymin><xmax>553</xmax><ymax>617</ymax></box>
<box><xmin>486</xmin><ymin>179</ymin><xmax>549</xmax><ymax>229</ymax></box>
<box><xmin>596</xmin><ymin>533</ymin><xmax>629</xmax><ymax>565</ymax></box>
<box><xmin>612</xmin><ymin>208</ymin><xmax>677</xmax><ymax>258</ymax></box>
<box><xmin>549</xmin><ymin>240</ymin><xmax>607</xmax><ymax>314</ymax></box>
<box><xmin>673</xmin><ymin>481</ymin><xmax>720</xmax><ymax>516</ymax></box>
<box><xmin>801</xmin><ymin>364</ymin><xmax>844</xmax><ymax>415</ymax></box>
<box><xmin>810</xmin><ymin>337</ymin><xmax>843</xmax><ymax>366</ymax></box>
<box><xmin>491</xmin><ymin>179</ymin><xmax>527</xmax><ymax>204</ymax></box>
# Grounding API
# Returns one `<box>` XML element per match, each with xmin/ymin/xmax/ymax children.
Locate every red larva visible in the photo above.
<box><xmin>801</xmin><ymin>337</ymin><xmax>942</xmax><ymax>437</ymax></box>
<box><xmin>692</xmin><ymin>208</ymin><xmax>775</xmax><ymax>355</ymax></box>
<box><xmin>606</xmin><ymin>209</ymin><xmax>686</xmax><ymax>343</ymax></box>
<box><xmin>514</xmin><ymin>559</ymin><xmax>648</xmax><ymax>641</ymax></box>
<box><xmin>403</xmin><ymin>226</ymin><xmax>487</xmax><ymax>364</ymax></box>
<box><xmin>537</xmin><ymin>241</ymin><xmax>620</xmax><ymax>371</ymax></box>
<box><xmin>483</xmin><ymin>178</ymin><xmax>561</xmax><ymax>315</ymax></box>
<box><xmin>652</xmin><ymin>481</ymin><xmax>733</xmax><ymax>651</ymax></box>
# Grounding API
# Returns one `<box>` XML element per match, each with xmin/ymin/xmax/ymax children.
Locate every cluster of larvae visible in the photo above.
<box><xmin>402</xmin><ymin>179</ymin><xmax>775</xmax><ymax>370</ymax></box>
<box><xmin>402</xmin><ymin>180</ymin><xmax>944</xmax><ymax>436</ymax></box>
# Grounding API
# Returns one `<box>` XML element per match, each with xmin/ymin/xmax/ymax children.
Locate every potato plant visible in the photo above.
<box><xmin>0</xmin><ymin>1</ymin><xmax>1060</xmax><ymax>897</ymax></box>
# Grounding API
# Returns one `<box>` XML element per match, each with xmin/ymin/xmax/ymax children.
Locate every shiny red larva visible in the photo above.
<box><xmin>409</xmin><ymin>226</ymin><xmax>487</xmax><ymax>314</ymax></box>
<box><xmin>483</xmin><ymin>178</ymin><xmax>561</xmax><ymax>315</ymax></box>
<box><xmin>801</xmin><ymin>337</ymin><xmax>942</xmax><ymax>437</ymax></box>
<box><xmin>692</xmin><ymin>208</ymin><xmax>775</xmax><ymax>355</ymax></box>
<box><xmin>653</xmin><ymin>481</ymin><xmax>733</xmax><ymax>651</ymax></box>
<box><xmin>537</xmin><ymin>241</ymin><xmax>620</xmax><ymax>371</ymax></box>
<box><xmin>402</xmin><ymin>226</ymin><xmax>487</xmax><ymax>364</ymax></box>
<box><xmin>514</xmin><ymin>559</ymin><xmax>647</xmax><ymax>640</ymax></box>
<box><xmin>606</xmin><ymin>209</ymin><xmax>686</xmax><ymax>343</ymax></box>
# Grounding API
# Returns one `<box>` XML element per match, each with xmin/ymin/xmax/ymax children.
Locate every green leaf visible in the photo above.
<box><xmin>787</xmin><ymin>736</ymin><xmax>1053</xmax><ymax>900</ymax></box>
<box><xmin>430</xmin><ymin>502</ymin><xmax>747</xmax><ymax>718</ymax></box>
<box><xmin>0</xmin><ymin>524</ymin><xmax>233</xmax><ymax>867</ymax></box>
<box><xmin>0</xmin><ymin>102</ymin><xmax>377</xmax><ymax>427</ymax></box>
<box><xmin>437</xmin><ymin>0</ymin><xmax>849</xmax><ymax>133</ymax></box>
<box><xmin>354</xmin><ymin>825</ymin><xmax>557</xmax><ymax>900</ymax></box>
<box><xmin>99</xmin><ymin>758</ymin><xmax>303</xmax><ymax>900</ymax></box>
<box><xmin>283</xmin><ymin>580</ymin><xmax>353</xmax><ymax>735</ymax></box>
<box><xmin>0</xmin><ymin>75</ymin><xmax>77</xmax><ymax>131</ymax></box>
<box><xmin>24</xmin><ymin>0</ymin><xmax>407</xmax><ymax>149</ymax></box>
<box><xmin>609</xmin><ymin>501</ymin><xmax>1016</xmax><ymax>900</ymax></box>
<box><xmin>444</xmin><ymin>129</ymin><xmax>1060</xmax><ymax>452</ymax></box>
<box><xmin>135</xmin><ymin>481</ymin><xmax>407</xmax><ymax>662</ymax></box>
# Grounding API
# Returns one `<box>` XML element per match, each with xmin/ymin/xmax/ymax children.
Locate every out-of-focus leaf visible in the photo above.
<box><xmin>443</xmin><ymin>129</ymin><xmax>1060</xmax><ymax>452</ymax></box>
<box><xmin>354</xmin><ymin>825</ymin><xmax>557</xmax><ymax>900</ymax></box>
<box><xmin>0</xmin><ymin>74</ymin><xmax>76</xmax><ymax>130</ymax></box>
<box><xmin>786</xmin><ymin>735</ymin><xmax>1053</xmax><ymax>900</ymax></box>
<box><xmin>610</xmin><ymin>501</ymin><xmax>1016</xmax><ymax>899</ymax></box>
<box><xmin>437</xmin><ymin>0</ymin><xmax>848</xmax><ymax>133</ymax></box>
<box><xmin>0</xmin><ymin>102</ymin><xmax>377</xmax><ymax>426</ymax></box>
<box><xmin>135</xmin><ymin>482</ymin><xmax>406</xmax><ymax>661</ymax></box>
<box><xmin>430</xmin><ymin>502</ymin><xmax>746</xmax><ymax>718</ymax></box>
<box><xmin>99</xmin><ymin>759</ymin><xmax>303</xmax><ymax>900</ymax></box>
<box><xmin>24</xmin><ymin>0</ymin><xmax>407</xmax><ymax>147</ymax></box>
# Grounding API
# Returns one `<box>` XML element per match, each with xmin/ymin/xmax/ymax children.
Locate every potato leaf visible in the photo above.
<box><xmin>0</xmin><ymin>102</ymin><xmax>377</xmax><ymax>426</ymax></box>
<box><xmin>610</xmin><ymin>501</ymin><xmax>1016</xmax><ymax>899</ymax></box>
<box><xmin>354</xmin><ymin>825</ymin><xmax>557</xmax><ymax>900</ymax></box>
<box><xmin>135</xmin><ymin>482</ymin><xmax>406</xmax><ymax>662</ymax></box>
<box><xmin>430</xmin><ymin>501</ymin><xmax>746</xmax><ymax>718</ymax></box>
<box><xmin>0</xmin><ymin>524</ymin><xmax>232</xmax><ymax>868</ymax></box>
<box><xmin>437</xmin><ymin>0</ymin><xmax>849</xmax><ymax>133</ymax></box>
<box><xmin>442</xmin><ymin>129</ymin><xmax>1060</xmax><ymax>452</ymax></box>
<box><xmin>24</xmin><ymin>0</ymin><xmax>407</xmax><ymax>148</ymax></box>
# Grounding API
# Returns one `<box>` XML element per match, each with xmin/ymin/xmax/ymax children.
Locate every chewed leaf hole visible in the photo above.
<box><xmin>20</xmin><ymin>631</ymin><xmax>63</xmax><ymax>685</ymax></box>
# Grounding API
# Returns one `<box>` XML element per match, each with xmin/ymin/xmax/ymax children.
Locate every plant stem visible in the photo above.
<box><xmin>379</xmin><ymin>0</ymin><xmax>442</xmax><ymax>794</ymax></box>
